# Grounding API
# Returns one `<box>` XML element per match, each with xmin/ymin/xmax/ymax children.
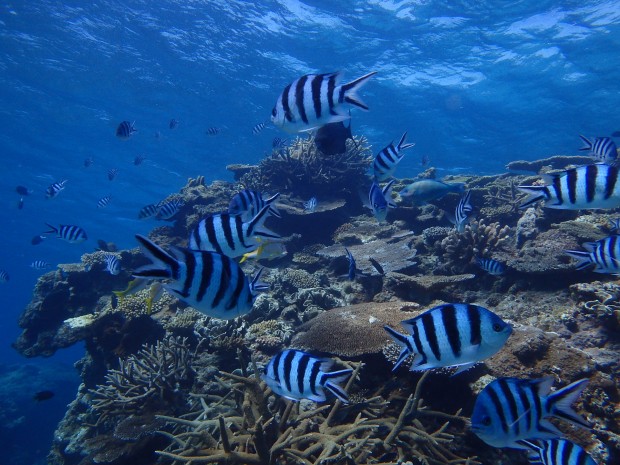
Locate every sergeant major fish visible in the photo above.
<box><xmin>475</xmin><ymin>257</ymin><xmax>505</xmax><ymax>276</ymax></box>
<box><xmin>471</xmin><ymin>376</ymin><xmax>590</xmax><ymax>449</ymax></box>
<box><xmin>271</xmin><ymin>71</ymin><xmax>377</xmax><ymax>133</ymax></box>
<box><xmin>516</xmin><ymin>439</ymin><xmax>597</xmax><ymax>465</ymax></box>
<box><xmin>228</xmin><ymin>190</ymin><xmax>280</xmax><ymax>222</ymax></box>
<box><xmin>104</xmin><ymin>253</ymin><xmax>121</xmax><ymax>275</ymax></box>
<box><xmin>565</xmin><ymin>235</ymin><xmax>620</xmax><ymax>275</ymax></box>
<box><xmin>138</xmin><ymin>203</ymin><xmax>160</xmax><ymax>220</ymax></box>
<box><xmin>452</xmin><ymin>190</ymin><xmax>473</xmax><ymax>233</ymax></box>
<box><xmin>579</xmin><ymin>135</ymin><xmax>617</xmax><ymax>164</ymax></box>
<box><xmin>0</xmin><ymin>270</ymin><xmax>10</xmax><ymax>283</ymax></box>
<box><xmin>133</xmin><ymin>235</ymin><xmax>268</xmax><ymax>319</ymax></box>
<box><xmin>45</xmin><ymin>223</ymin><xmax>87</xmax><ymax>243</ymax></box>
<box><xmin>368</xmin><ymin>180</ymin><xmax>396</xmax><ymax>223</ymax></box>
<box><xmin>399</xmin><ymin>180</ymin><xmax>465</xmax><ymax>204</ymax></box>
<box><xmin>116</xmin><ymin>121</ymin><xmax>136</xmax><ymax>139</ymax></box>
<box><xmin>262</xmin><ymin>349</ymin><xmax>353</xmax><ymax>403</ymax></box>
<box><xmin>97</xmin><ymin>196</ymin><xmax>112</xmax><ymax>209</ymax></box>
<box><xmin>189</xmin><ymin>204</ymin><xmax>280</xmax><ymax>258</ymax></box>
<box><xmin>384</xmin><ymin>303</ymin><xmax>512</xmax><ymax>374</ymax></box>
<box><xmin>156</xmin><ymin>199</ymin><xmax>184</xmax><ymax>220</ymax></box>
<box><xmin>518</xmin><ymin>164</ymin><xmax>620</xmax><ymax>210</ymax></box>
<box><xmin>30</xmin><ymin>260</ymin><xmax>51</xmax><ymax>270</ymax></box>
<box><xmin>373</xmin><ymin>132</ymin><xmax>416</xmax><ymax>181</ymax></box>
<box><xmin>303</xmin><ymin>197</ymin><xmax>318</xmax><ymax>213</ymax></box>
<box><xmin>46</xmin><ymin>180</ymin><xmax>67</xmax><ymax>199</ymax></box>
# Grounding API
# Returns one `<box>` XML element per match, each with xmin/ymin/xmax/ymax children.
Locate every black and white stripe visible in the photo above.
<box><xmin>454</xmin><ymin>190</ymin><xmax>473</xmax><ymax>232</ymax></box>
<box><xmin>107</xmin><ymin>168</ymin><xmax>118</xmax><ymax>181</ymax></box>
<box><xmin>104</xmin><ymin>253</ymin><xmax>121</xmax><ymax>275</ymax></box>
<box><xmin>133</xmin><ymin>235</ymin><xmax>267</xmax><ymax>320</ymax></box>
<box><xmin>271</xmin><ymin>71</ymin><xmax>377</xmax><ymax>132</ymax></box>
<box><xmin>46</xmin><ymin>180</ymin><xmax>67</xmax><ymax>199</ymax></box>
<box><xmin>156</xmin><ymin>199</ymin><xmax>184</xmax><ymax>220</ymax></box>
<box><xmin>565</xmin><ymin>234</ymin><xmax>620</xmax><ymax>275</ymax></box>
<box><xmin>116</xmin><ymin>120</ymin><xmax>136</xmax><ymax>139</ymax></box>
<box><xmin>97</xmin><ymin>196</ymin><xmax>112</xmax><ymax>208</ymax></box>
<box><xmin>228</xmin><ymin>190</ymin><xmax>280</xmax><ymax>221</ymax></box>
<box><xmin>519</xmin><ymin>164</ymin><xmax>620</xmax><ymax>210</ymax></box>
<box><xmin>475</xmin><ymin>257</ymin><xmax>506</xmax><ymax>276</ymax></box>
<box><xmin>518</xmin><ymin>439</ymin><xmax>596</xmax><ymax>465</ymax></box>
<box><xmin>30</xmin><ymin>260</ymin><xmax>50</xmax><ymax>270</ymax></box>
<box><xmin>45</xmin><ymin>223</ymin><xmax>87</xmax><ymax>243</ymax></box>
<box><xmin>373</xmin><ymin>132</ymin><xmax>416</xmax><ymax>181</ymax></box>
<box><xmin>0</xmin><ymin>269</ymin><xmax>9</xmax><ymax>282</ymax></box>
<box><xmin>189</xmin><ymin>204</ymin><xmax>280</xmax><ymax>258</ymax></box>
<box><xmin>471</xmin><ymin>377</ymin><xmax>590</xmax><ymax>449</ymax></box>
<box><xmin>262</xmin><ymin>349</ymin><xmax>353</xmax><ymax>403</ymax></box>
<box><xmin>138</xmin><ymin>203</ymin><xmax>160</xmax><ymax>219</ymax></box>
<box><xmin>579</xmin><ymin>134</ymin><xmax>617</xmax><ymax>164</ymax></box>
<box><xmin>383</xmin><ymin>303</ymin><xmax>511</xmax><ymax>373</ymax></box>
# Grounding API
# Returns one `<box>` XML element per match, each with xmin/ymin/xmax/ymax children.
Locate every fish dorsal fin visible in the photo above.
<box><xmin>532</xmin><ymin>376</ymin><xmax>555</xmax><ymax>397</ymax></box>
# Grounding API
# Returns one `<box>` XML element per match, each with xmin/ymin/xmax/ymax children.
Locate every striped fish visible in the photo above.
<box><xmin>261</xmin><ymin>349</ymin><xmax>353</xmax><ymax>403</ymax></box>
<box><xmin>471</xmin><ymin>376</ymin><xmax>590</xmax><ymax>449</ymax></box>
<box><xmin>45</xmin><ymin>223</ymin><xmax>87</xmax><ymax>243</ymax></box>
<box><xmin>271</xmin><ymin>71</ymin><xmax>377</xmax><ymax>133</ymax></box>
<box><xmin>384</xmin><ymin>303</ymin><xmax>512</xmax><ymax>374</ymax></box>
<box><xmin>108</xmin><ymin>168</ymin><xmax>119</xmax><ymax>181</ymax></box>
<box><xmin>345</xmin><ymin>247</ymin><xmax>356</xmax><ymax>281</ymax></box>
<box><xmin>104</xmin><ymin>253</ymin><xmax>121</xmax><ymax>275</ymax></box>
<box><xmin>116</xmin><ymin>121</ymin><xmax>136</xmax><ymax>139</ymax></box>
<box><xmin>132</xmin><ymin>235</ymin><xmax>268</xmax><ymax>319</ymax></box>
<box><xmin>30</xmin><ymin>260</ymin><xmax>51</xmax><ymax>270</ymax></box>
<box><xmin>476</xmin><ymin>257</ymin><xmax>506</xmax><ymax>276</ymax></box>
<box><xmin>518</xmin><ymin>164</ymin><xmax>620</xmax><ymax>210</ymax></box>
<box><xmin>252</xmin><ymin>121</ymin><xmax>267</xmax><ymax>135</ymax></box>
<box><xmin>156</xmin><ymin>199</ymin><xmax>184</xmax><ymax>220</ymax></box>
<box><xmin>46</xmin><ymin>180</ymin><xmax>67</xmax><ymax>199</ymax></box>
<box><xmin>205</xmin><ymin>127</ymin><xmax>220</xmax><ymax>136</ymax></box>
<box><xmin>517</xmin><ymin>439</ymin><xmax>596</xmax><ymax>465</ymax></box>
<box><xmin>169</xmin><ymin>118</ymin><xmax>179</xmax><ymax>129</ymax></box>
<box><xmin>97</xmin><ymin>196</ymin><xmax>112</xmax><ymax>209</ymax></box>
<box><xmin>454</xmin><ymin>190</ymin><xmax>473</xmax><ymax>233</ymax></box>
<box><xmin>189</xmin><ymin>204</ymin><xmax>280</xmax><ymax>258</ymax></box>
<box><xmin>368</xmin><ymin>180</ymin><xmax>397</xmax><ymax>223</ymax></box>
<box><xmin>373</xmin><ymin>132</ymin><xmax>416</xmax><ymax>181</ymax></box>
<box><xmin>565</xmin><ymin>235</ymin><xmax>620</xmax><ymax>275</ymax></box>
<box><xmin>303</xmin><ymin>197</ymin><xmax>318</xmax><ymax>213</ymax></box>
<box><xmin>228</xmin><ymin>190</ymin><xmax>280</xmax><ymax>222</ymax></box>
<box><xmin>0</xmin><ymin>270</ymin><xmax>9</xmax><ymax>283</ymax></box>
<box><xmin>138</xmin><ymin>203</ymin><xmax>160</xmax><ymax>220</ymax></box>
<box><xmin>579</xmin><ymin>135</ymin><xmax>617</xmax><ymax>164</ymax></box>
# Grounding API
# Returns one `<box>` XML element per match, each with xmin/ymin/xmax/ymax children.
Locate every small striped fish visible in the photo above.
<box><xmin>373</xmin><ymin>132</ymin><xmax>416</xmax><ymax>181</ymax></box>
<box><xmin>133</xmin><ymin>235</ymin><xmax>268</xmax><ymax>319</ymax></box>
<box><xmin>156</xmin><ymin>199</ymin><xmax>184</xmax><ymax>220</ymax></box>
<box><xmin>252</xmin><ymin>121</ymin><xmax>267</xmax><ymax>135</ymax></box>
<box><xmin>303</xmin><ymin>197</ymin><xmax>318</xmax><ymax>213</ymax></box>
<box><xmin>97</xmin><ymin>196</ymin><xmax>112</xmax><ymax>208</ymax></box>
<box><xmin>272</xmin><ymin>137</ymin><xmax>287</xmax><ymax>149</ymax></box>
<box><xmin>475</xmin><ymin>257</ymin><xmax>506</xmax><ymax>276</ymax></box>
<box><xmin>0</xmin><ymin>270</ymin><xmax>9</xmax><ymax>283</ymax></box>
<box><xmin>262</xmin><ymin>349</ymin><xmax>353</xmax><ymax>403</ymax></box>
<box><xmin>519</xmin><ymin>164</ymin><xmax>620</xmax><ymax>210</ymax></box>
<box><xmin>368</xmin><ymin>180</ymin><xmax>397</xmax><ymax>223</ymax></box>
<box><xmin>116</xmin><ymin>120</ymin><xmax>136</xmax><ymax>139</ymax></box>
<box><xmin>454</xmin><ymin>190</ymin><xmax>473</xmax><ymax>233</ymax></box>
<box><xmin>565</xmin><ymin>235</ymin><xmax>620</xmax><ymax>275</ymax></box>
<box><xmin>46</xmin><ymin>180</ymin><xmax>67</xmax><ymax>199</ymax></box>
<box><xmin>30</xmin><ymin>260</ymin><xmax>51</xmax><ymax>270</ymax></box>
<box><xmin>189</xmin><ymin>204</ymin><xmax>280</xmax><ymax>258</ymax></box>
<box><xmin>228</xmin><ymin>190</ymin><xmax>280</xmax><ymax>222</ymax></box>
<box><xmin>471</xmin><ymin>376</ymin><xmax>590</xmax><ymax>449</ymax></box>
<box><xmin>104</xmin><ymin>253</ymin><xmax>121</xmax><ymax>275</ymax></box>
<box><xmin>45</xmin><ymin>223</ymin><xmax>88</xmax><ymax>243</ymax></box>
<box><xmin>271</xmin><ymin>71</ymin><xmax>377</xmax><ymax>133</ymax></box>
<box><xmin>108</xmin><ymin>168</ymin><xmax>119</xmax><ymax>181</ymax></box>
<box><xmin>517</xmin><ymin>439</ymin><xmax>596</xmax><ymax>465</ymax></box>
<box><xmin>138</xmin><ymin>203</ymin><xmax>160</xmax><ymax>220</ymax></box>
<box><xmin>345</xmin><ymin>247</ymin><xmax>356</xmax><ymax>281</ymax></box>
<box><xmin>579</xmin><ymin>135</ymin><xmax>617</xmax><ymax>164</ymax></box>
<box><xmin>384</xmin><ymin>303</ymin><xmax>512</xmax><ymax>374</ymax></box>
<box><xmin>205</xmin><ymin>127</ymin><xmax>220</xmax><ymax>136</ymax></box>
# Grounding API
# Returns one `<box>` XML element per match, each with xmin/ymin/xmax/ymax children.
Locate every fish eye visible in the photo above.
<box><xmin>481</xmin><ymin>416</ymin><xmax>492</xmax><ymax>426</ymax></box>
<box><xmin>492</xmin><ymin>323</ymin><xmax>503</xmax><ymax>332</ymax></box>
<box><xmin>271</xmin><ymin>108</ymin><xmax>277</xmax><ymax>117</ymax></box>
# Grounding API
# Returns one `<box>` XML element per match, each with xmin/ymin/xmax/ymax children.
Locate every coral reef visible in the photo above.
<box><xmin>506</xmin><ymin>154</ymin><xmax>593</xmax><ymax>172</ymax></box>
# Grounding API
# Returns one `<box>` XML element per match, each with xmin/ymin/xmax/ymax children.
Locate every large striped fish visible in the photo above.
<box><xmin>262</xmin><ymin>349</ymin><xmax>353</xmax><ymax>403</ymax></box>
<box><xmin>383</xmin><ymin>303</ymin><xmax>512</xmax><ymax>374</ymax></box>
<box><xmin>45</xmin><ymin>223</ymin><xmax>88</xmax><ymax>243</ymax></box>
<box><xmin>228</xmin><ymin>190</ymin><xmax>280</xmax><ymax>222</ymax></box>
<box><xmin>453</xmin><ymin>190</ymin><xmax>473</xmax><ymax>233</ymax></box>
<box><xmin>471</xmin><ymin>376</ymin><xmax>590</xmax><ymax>449</ymax></box>
<box><xmin>132</xmin><ymin>235</ymin><xmax>267</xmax><ymax>320</ymax></box>
<box><xmin>373</xmin><ymin>132</ymin><xmax>416</xmax><ymax>181</ymax></box>
<box><xmin>518</xmin><ymin>164</ymin><xmax>620</xmax><ymax>210</ymax></box>
<box><xmin>189</xmin><ymin>204</ymin><xmax>280</xmax><ymax>258</ymax></box>
<box><xmin>565</xmin><ymin>235</ymin><xmax>620</xmax><ymax>275</ymax></box>
<box><xmin>579</xmin><ymin>134</ymin><xmax>617</xmax><ymax>165</ymax></box>
<box><xmin>517</xmin><ymin>439</ymin><xmax>597</xmax><ymax>465</ymax></box>
<box><xmin>271</xmin><ymin>71</ymin><xmax>377</xmax><ymax>133</ymax></box>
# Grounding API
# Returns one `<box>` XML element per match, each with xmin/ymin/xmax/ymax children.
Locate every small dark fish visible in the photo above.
<box><xmin>31</xmin><ymin>235</ymin><xmax>46</xmax><ymax>245</ymax></box>
<box><xmin>315</xmin><ymin>120</ymin><xmax>353</xmax><ymax>155</ymax></box>
<box><xmin>83</xmin><ymin>157</ymin><xmax>94</xmax><ymax>168</ymax></box>
<box><xmin>344</xmin><ymin>247</ymin><xmax>356</xmax><ymax>281</ymax></box>
<box><xmin>16</xmin><ymin>185</ymin><xmax>32</xmax><ymax>196</ymax></box>
<box><xmin>368</xmin><ymin>257</ymin><xmax>384</xmax><ymax>275</ymax></box>
<box><xmin>206</xmin><ymin>127</ymin><xmax>220</xmax><ymax>136</ymax></box>
<box><xmin>17</xmin><ymin>197</ymin><xmax>24</xmax><ymax>210</ymax></box>
<box><xmin>30</xmin><ymin>260</ymin><xmax>51</xmax><ymax>270</ymax></box>
<box><xmin>252</xmin><ymin>121</ymin><xmax>267</xmax><ymax>135</ymax></box>
<box><xmin>154</xmin><ymin>131</ymin><xmax>161</xmax><ymax>139</ymax></box>
<box><xmin>133</xmin><ymin>154</ymin><xmax>145</xmax><ymax>166</ymax></box>
<box><xmin>169</xmin><ymin>118</ymin><xmax>179</xmax><ymax>129</ymax></box>
<box><xmin>116</xmin><ymin>121</ymin><xmax>137</xmax><ymax>139</ymax></box>
<box><xmin>33</xmin><ymin>390</ymin><xmax>55</xmax><ymax>401</ymax></box>
<box><xmin>421</xmin><ymin>154</ymin><xmax>430</xmax><ymax>167</ymax></box>
<box><xmin>107</xmin><ymin>168</ymin><xmax>119</xmax><ymax>181</ymax></box>
<box><xmin>0</xmin><ymin>269</ymin><xmax>9</xmax><ymax>283</ymax></box>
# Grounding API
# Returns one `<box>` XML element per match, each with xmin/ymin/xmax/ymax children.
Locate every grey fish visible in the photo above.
<box><xmin>399</xmin><ymin>179</ymin><xmax>465</xmax><ymax>204</ymax></box>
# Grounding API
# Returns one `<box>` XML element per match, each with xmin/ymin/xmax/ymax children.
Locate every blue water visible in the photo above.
<box><xmin>1</xmin><ymin>1</ymin><xmax>619</xmax><ymax>463</ymax></box>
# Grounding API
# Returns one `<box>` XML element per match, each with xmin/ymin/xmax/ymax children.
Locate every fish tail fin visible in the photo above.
<box><xmin>579</xmin><ymin>134</ymin><xmax>592</xmax><ymax>151</ymax></box>
<box><xmin>250</xmin><ymin>267</ymin><xmax>269</xmax><ymax>295</ymax></box>
<box><xmin>383</xmin><ymin>325</ymin><xmax>412</xmax><ymax>371</ymax></box>
<box><xmin>547</xmin><ymin>378</ymin><xmax>590</xmax><ymax>428</ymax></box>
<box><xmin>322</xmin><ymin>368</ymin><xmax>354</xmax><ymax>403</ymax></box>
<box><xmin>132</xmin><ymin>235</ymin><xmax>178</xmax><ymax>280</ymax></box>
<box><xmin>340</xmin><ymin>71</ymin><xmax>377</xmax><ymax>110</ymax></box>
<box><xmin>517</xmin><ymin>186</ymin><xmax>549</xmax><ymax>209</ymax></box>
<box><xmin>564</xmin><ymin>250</ymin><xmax>594</xmax><ymax>270</ymax></box>
<box><xmin>44</xmin><ymin>223</ymin><xmax>58</xmax><ymax>234</ymax></box>
<box><xmin>247</xmin><ymin>204</ymin><xmax>281</xmax><ymax>240</ymax></box>
<box><xmin>397</xmin><ymin>131</ymin><xmax>416</xmax><ymax>151</ymax></box>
